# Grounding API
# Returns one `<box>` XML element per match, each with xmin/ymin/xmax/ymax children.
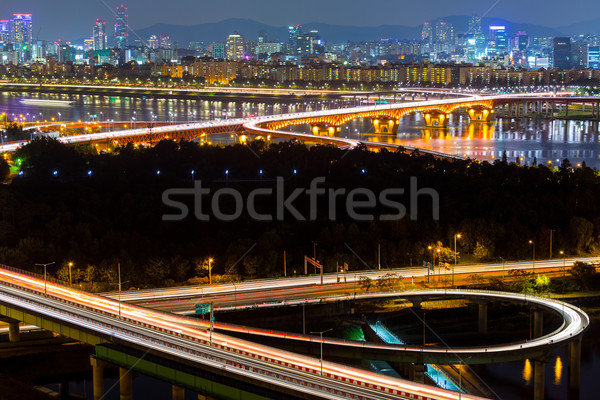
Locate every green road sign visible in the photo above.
<box><xmin>195</xmin><ymin>302</ymin><xmax>211</xmax><ymax>315</ymax></box>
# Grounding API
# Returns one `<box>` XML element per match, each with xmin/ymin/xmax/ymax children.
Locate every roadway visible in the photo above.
<box><xmin>109</xmin><ymin>257</ymin><xmax>600</xmax><ymax>309</ymax></box>
<box><xmin>0</xmin><ymin>265</ymin><xmax>485</xmax><ymax>400</ymax></box>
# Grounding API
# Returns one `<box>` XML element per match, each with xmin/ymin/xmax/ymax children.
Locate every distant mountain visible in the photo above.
<box><xmin>559</xmin><ymin>17</ymin><xmax>600</xmax><ymax>36</ymax></box>
<box><xmin>132</xmin><ymin>17</ymin><xmax>570</xmax><ymax>46</ymax></box>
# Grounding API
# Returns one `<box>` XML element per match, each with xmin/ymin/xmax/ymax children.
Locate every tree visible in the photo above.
<box><xmin>569</xmin><ymin>261</ymin><xmax>597</xmax><ymax>290</ymax></box>
<box><xmin>473</xmin><ymin>242</ymin><xmax>492</xmax><ymax>261</ymax></box>
<box><xmin>359</xmin><ymin>276</ymin><xmax>372</xmax><ymax>292</ymax></box>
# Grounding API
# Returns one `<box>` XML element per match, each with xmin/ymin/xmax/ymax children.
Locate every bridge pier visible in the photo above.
<box><xmin>310</xmin><ymin>124</ymin><xmax>341</xmax><ymax>136</ymax></box>
<box><xmin>372</xmin><ymin>117</ymin><xmax>399</xmax><ymax>134</ymax></box>
<box><xmin>90</xmin><ymin>356</ymin><xmax>106</xmax><ymax>400</ymax></box>
<box><xmin>569</xmin><ymin>338</ymin><xmax>582</xmax><ymax>390</ymax></box>
<box><xmin>478</xmin><ymin>302</ymin><xmax>488</xmax><ymax>334</ymax></box>
<box><xmin>534</xmin><ymin>360</ymin><xmax>545</xmax><ymax>400</ymax></box>
<box><xmin>120</xmin><ymin>367</ymin><xmax>133</xmax><ymax>400</ymax></box>
<box><xmin>173</xmin><ymin>385</ymin><xmax>185</xmax><ymax>400</ymax></box>
<box><xmin>533</xmin><ymin>308</ymin><xmax>544</xmax><ymax>338</ymax></box>
<box><xmin>410</xmin><ymin>363</ymin><xmax>426</xmax><ymax>384</ymax></box>
<box><xmin>8</xmin><ymin>320</ymin><xmax>20</xmax><ymax>342</ymax></box>
<box><xmin>423</xmin><ymin>112</ymin><xmax>449</xmax><ymax>128</ymax></box>
<box><xmin>467</xmin><ymin>108</ymin><xmax>493</xmax><ymax>123</ymax></box>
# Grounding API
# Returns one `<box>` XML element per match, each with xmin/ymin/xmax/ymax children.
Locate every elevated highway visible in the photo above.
<box><xmin>0</xmin><ymin>265</ymin><xmax>486</xmax><ymax>400</ymax></box>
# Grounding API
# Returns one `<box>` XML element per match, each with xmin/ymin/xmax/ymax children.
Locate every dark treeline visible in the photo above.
<box><xmin>1</xmin><ymin>137</ymin><xmax>599</xmax><ymax>289</ymax></box>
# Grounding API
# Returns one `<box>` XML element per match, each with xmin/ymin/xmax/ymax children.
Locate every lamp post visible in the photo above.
<box><xmin>35</xmin><ymin>262</ymin><xmax>55</xmax><ymax>295</ymax></box>
<box><xmin>208</xmin><ymin>258</ymin><xmax>213</xmax><ymax>285</ymax></box>
<box><xmin>68</xmin><ymin>262</ymin><xmax>73</xmax><ymax>286</ymax></box>
<box><xmin>560</xmin><ymin>251</ymin><xmax>566</xmax><ymax>276</ymax></box>
<box><xmin>110</xmin><ymin>281</ymin><xmax>129</xmax><ymax>320</ymax></box>
<box><xmin>529</xmin><ymin>240</ymin><xmax>535</xmax><ymax>274</ymax></box>
<box><xmin>454</xmin><ymin>234</ymin><xmax>461</xmax><ymax>286</ymax></box>
<box><xmin>427</xmin><ymin>246</ymin><xmax>433</xmax><ymax>283</ymax></box>
<box><xmin>310</xmin><ymin>328</ymin><xmax>333</xmax><ymax>376</ymax></box>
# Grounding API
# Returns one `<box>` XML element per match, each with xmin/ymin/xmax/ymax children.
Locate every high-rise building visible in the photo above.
<box><xmin>226</xmin><ymin>32</ymin><xmax>244</xmax><ymax>60</ymax></box>
<box><xmin>488</xmin><ymin>26</ymin><xmax>507</xmax><ymax>55</ymax></box>
<box><xmin>159</xmin><ymin>35</ymin><xmax>172</xmax><ymax>49</ymax></box>
<box><xmin>422</xmin><ymin>22</ymin><xmax>433</xmax><ymax>43</ymax></box>
<box><xmin>588</xmin><ymin>46</ymin><xmax>600</xmax><ymax>68</ymax></box>
<box><xmin>572</xmin><ymin>42</ymin><xmax>588</xmax><ymax>68</ymax></box>
<box><xmin>9</xmin><ymin>14</ymin><xmax>32</xmax><ymax>49</ymax></box>
<box><xmin>297</xmin><ymin>30</ymin><xmax>322</xmax><ymax>56</ymax></box>
<box><xmin>114</xmin><ymin>4</ymin><xmax>129</xmax><ymax>49</ymax></box>
<box><xmin>435</xmin><ymin>21</ymin><xmax>453</xmax><ymax>43</ymax></box>
<box><xmin>0</xmin><ymin>20</ymin><xmax>8</xmax><ymax>44</ymax></box>
<box><xmin>288</xmin><ymin>25</ymin><xmax>301</xmax><ymax>54</ymax></box>
<box><xmin>93</xmin><ymin>19</ymin><xmax>108</xmax><ymax>51</ymax></box>
<box><xmin>553</xmin><ymin>37</ymin><xmax>572</xmax><ymax>69</ymax></box>
<box><xmin>516</xmin><ymin>32</ymin><xmax>529</xmax><ymax>52</ymax></box>
<box><xmin>148</xmin><ymin>35</ymin><xmax>159</xmax><ymax>49</ymax></box>
<box><xmin>212</xmin><ymin>43</ymin><xmax>225</xmax><ymax>59</ymax></box>
<box><xmin>468</xmin><ymin>15</ymin><xmax>482</xmax><ymax>36</ymax></box>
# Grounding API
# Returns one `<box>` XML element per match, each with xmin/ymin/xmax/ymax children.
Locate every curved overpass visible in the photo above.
<box><xmin>201</xmin><ymin>289</ymin><xmax>589</xmax><ymax>365</ymax></box>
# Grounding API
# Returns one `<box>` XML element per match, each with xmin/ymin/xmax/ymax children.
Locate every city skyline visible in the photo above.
<box><xmin>1</xmin><ymin>0</ymin><xmax>600</xmax><ymax>41</ymax></box>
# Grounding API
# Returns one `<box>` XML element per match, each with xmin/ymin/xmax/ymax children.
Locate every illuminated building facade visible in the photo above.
<box><xmin>553</xmin><ymin>37</ymin><xmax>572</xmax><ymax>69</ymax></box>
<box><xmin>115</xmin><ymin>4</ymin><xmax>129</xmax><ymax>49</ymax></box>
<box><xmin>226</xmin><ymin>32</ymin><xmax>245</xmax><ymax>60</ymax></box>
<box><xmin>93</xmin><ymin>19</ymin><xmax>108</xmax><ymax>51</ymax></box>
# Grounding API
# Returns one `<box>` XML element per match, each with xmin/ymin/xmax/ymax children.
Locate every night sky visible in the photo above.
<box><xmin>0</xmin><ymin>0</ymin><xmax>598</xmax><ymax>41</ymax></box>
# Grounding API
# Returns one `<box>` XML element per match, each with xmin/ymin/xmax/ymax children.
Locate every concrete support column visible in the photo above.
<box><xmin>90</xmin><ymin>356</ymin><xmax>106</xmax><ymax>400</ymax></box>
<box><xmin>478</xmin><ymin>303</ymin><xmax>488</xmax><ymax>334</ymax></box>
<box><xmin>8</xmin><ymin>321</ymin><xmax>20</xmax><ymax>342</ymax></box>
<box><xmin>119</xmin><ymin>367</ymin><xmax>133</xmax><ymax>400</ymax></box>
<box><xmin>569</xmin><ymin>338</ymin><xmax>582</xmax><ymax>390</ymax></box>
<box><xmin>173</xmin><ymin>385</ymin><xmax>185</xmax><ymax>400</ymax></box>
<box><xmin>533</xmin><ymin>309</ymin><xmax>543</xmax><ymax>338</ymax></box>
<box><xmin>534</xmin><ymin>361</ymin><xmax>545</xmax><ymax>400</ymax></box>
<box><xmin>412</xmin><ymin>363</ymin><xmax>426</xmax><ymax>384</ymax></box>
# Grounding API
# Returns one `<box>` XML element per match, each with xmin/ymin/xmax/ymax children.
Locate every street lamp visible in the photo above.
<box><xmin>454</xmin><ymin>234</ymin><xmax>461</xmax><ymax>286</ymax></box>
<box><xmin>529</xmin><ymin>240</ymin><xmax>535</xmax><ymax>274</ymax></box>
<box><xmin>310</xmin><ymin>328</ymin><xmax>333</xmax><ymax>376</ymax></box>
<box><xmin>208</xmin><ymin>258</ymin><xmax>213</xmax><ymax>285</ymax></box>
<box><xmin>427</xmin><ymin>246</ymin><xmax>433</xmax><ymax>283</ymax></box>
<box><xmin>68</xmin><ymin>262</ymin><xmax>73</xmax><ymax>286</ymax></box>
<box><xmin>560</xmin><ymin>251</ymin><xmax>566</xmax><ymax>275</ymax></box>
<box><xmin>35</xmin><ymin>262</ymin><xmax>55</xmax><ymax>294</ymax></box>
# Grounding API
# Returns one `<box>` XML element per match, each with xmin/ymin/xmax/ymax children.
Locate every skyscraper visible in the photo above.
<box><xmin>488</xmin><ymin>26</ymin><xmax>507</xmax><ymax>55</ymax></box>
<box><xmin>0</xmin><ymin>20</ymin><xmax>8</xmax><ymax>44</ymax></box>
<box><xmin>226</xmin><ymin>32</ymin><xmax>244</xmax><ymax>60</ymax></box>
<box><xmin>553</xmin><ymin>37</ymin><xmax>572</xmax><ymax>69</ymax></box>
<box><xmin>588</xmin><ymin>46</ymin><xmax>600</xmax><ymax>69</ymax></box>
<box><xmin>468</xmin><ymin>15</ymin><xmax>482</xmax><ymax>36</ymax></box>
<box><xmin>114</xmin><ymin>4</ymin><xmax>129</xmax><ymax>49</ymax></box>
<box><xmin>421</xmin><ymin>22</ymin><xmax>433</xmax><ymax>43</ymax></box>
<box><xmin>9</xmin><ymin>14</ymin><xmax>32</xmax><ymax>49</ymax></box>
<box><xmin>516</xmin><ymin>32</ymin><xmax>529</xmax><ymax>52</ymax></box>
<box><xmin>435</xmin><ymin>21</ymin><xmax>453</xmax><ymax>43</ymax></box>
<box><xmin>288</xmin><ymin>25</ymin><xmax>301</xmax><ymax>55</ymax></box>
<box><xmin>93</xmin><ymin>19</ymin><xmax>108</xmax><ymax>51</ymax></box>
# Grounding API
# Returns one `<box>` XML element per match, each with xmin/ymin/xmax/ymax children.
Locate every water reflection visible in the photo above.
<box><xmin>522</xmin><ymin>359</ymin><xmax>532</xmax><ymax>384</ymax></box>
<box><xmin>554</xmin><ymin>356</ymin><xmax>563</xmax><ymax>386</ymax></box>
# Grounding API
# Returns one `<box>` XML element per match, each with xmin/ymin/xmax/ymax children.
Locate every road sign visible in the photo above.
<box><xmin>195</xmin><ymin>302</ymin><xmax>211</xmax><ymax>315</ymax></box>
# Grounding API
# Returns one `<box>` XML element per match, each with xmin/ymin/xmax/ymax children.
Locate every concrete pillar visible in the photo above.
<box><xmin>8</xmin><ymin>321</ymin><xmax>20</xmax><ymax>342</ymax></box>
<box><xmin>173</xmin><ymin>385</ymin><xmax>185</xmax><ymax>400</ymax></box>
<box><xmin>534</xmin><ymin>361</ymin><xmax>545</xmax><ymax>400</ymax></box>
<box><xmin>569</xmin><ymin>338</ymin><xmax>582</xmax><ymax>390</ymax></box>
<box><xmin>119</xmin><ymin>367</ymin><xmax>133</xmax><ymax>400</ymax></box>
<box><xmin>478</xmin><ymin>303</ymin><xmax>488</xmax><ymax>334</ymax></box>
<box><xmin>90</xmin><ymin>356</ymin><xmax>105</xmax><ymax>400</ymax></box>
<box><xmin>533</xmin><ymin>309</ymin><xmax>543</xmax><ymax>339</ymax></box>
<box><xmin>412</xmin><ymin>363</ymin><xmax>426</xmax><ymax>384</ymax></box>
